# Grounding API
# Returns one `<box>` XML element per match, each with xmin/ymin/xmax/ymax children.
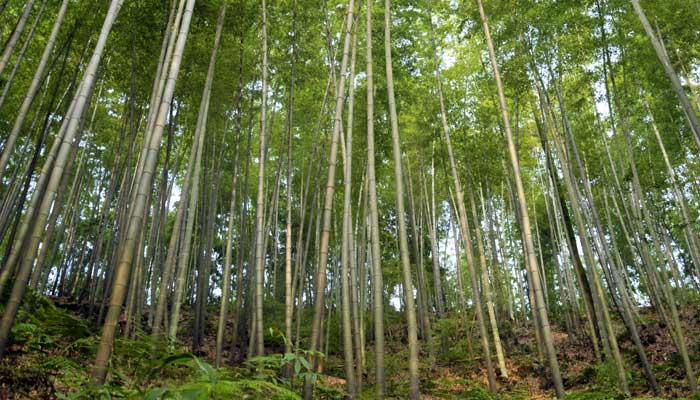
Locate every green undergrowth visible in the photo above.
<box><xmin>564</xmin><ymin>391</ymin><xmax>700</xmax><ymax>400</ymax></box>
<box><xmin>0</xmin><ymin>293</ymin><xmax>334</xmax><ymax>399</ymax></box>
<box><xmin>2</xmin><ymin>295</ymin><xmax>698</xmax><ymax>399</ymax></box>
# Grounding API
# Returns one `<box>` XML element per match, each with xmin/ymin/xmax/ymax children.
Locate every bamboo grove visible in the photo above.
<box><xmin>0</xmin><ymin>0</ymin><xmax>699</xmax><ymax>398</ymax></box>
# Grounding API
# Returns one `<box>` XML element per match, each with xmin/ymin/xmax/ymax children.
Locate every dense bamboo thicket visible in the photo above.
<box><xmin>0</xmin><ymin>0</ymin><xmax>699</xmax><ymax>398</ymax></box>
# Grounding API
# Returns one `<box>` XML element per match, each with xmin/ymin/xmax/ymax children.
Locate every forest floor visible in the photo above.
<box><xmin>1</xmin><ymin>293</ymin><xmax>699</xmax><ymax>399</ymax></box>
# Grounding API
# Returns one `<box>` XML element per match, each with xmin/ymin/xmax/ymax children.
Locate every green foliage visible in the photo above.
<box><xmin>10</xmin><ymin>322</ymin><xmax>54</xmax><ymax>350</ymax></box>
<box><xmin>149</xmin><ymin>380</ymin><xmax>301</xmax><ymax>400</ymax></box>
<box><xmin>133</xmin><ymin>331</ymin><xmax>320</xmax><ymax>400</ymax></box>
<box><xmin>591</xmin><ymin>361</ymin><xmax>626</xmax><ymax>394</ymax></box>
<box><xmin>2</xmin><ymin>295</ymin><xmax>307</xmax><ymax>399</ymax></box>
<box><xmin>20</xmin><ymin>293</ymin><xmax>92</xmax><ymax>341</ymax></box>
<box><xmin>651</xmin><ymin>351</ymin><xmax>690</xmax><ymax>387</ymax></box>
<box><xmin>239</xmin><ymin>328</ymin><xmax>323</xmax><ymax>386</ymax></box>
<box><xmin>433</xmin><ymin>313</ymin><xmax>475</xmax><ymax>363</ymax></box>
<box><xmin>0</xmin><ymin>295</ymin><xmax>94</xmax><ymax>398</ymax></box>
<box><xmin>564</xmin><ymin>389</ymin><xmax>625</xmax><ymax>400</ymax></box>
<box><xmin>567</xmin><ymin>360</ymin><xmax>627</xmax><ymax>398</ymax></box>
<box><xmin>312</xmin><ymin>379</ymin><xmax>347</xmax><ymax>400</ymax></box>
<box><xmin>455</xmin><ymin>387</ymin><xmax>500</xmax><ymax>400</ymax></box>
<box><xmin>563</xmin><ymin>389</ymin><xmax>624</xmax><ymax>400</ymax></box>
<box><xmin>142</xmin><ymin>353</ymin><xmax>301</xmax><ymax>400</ymax></box>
